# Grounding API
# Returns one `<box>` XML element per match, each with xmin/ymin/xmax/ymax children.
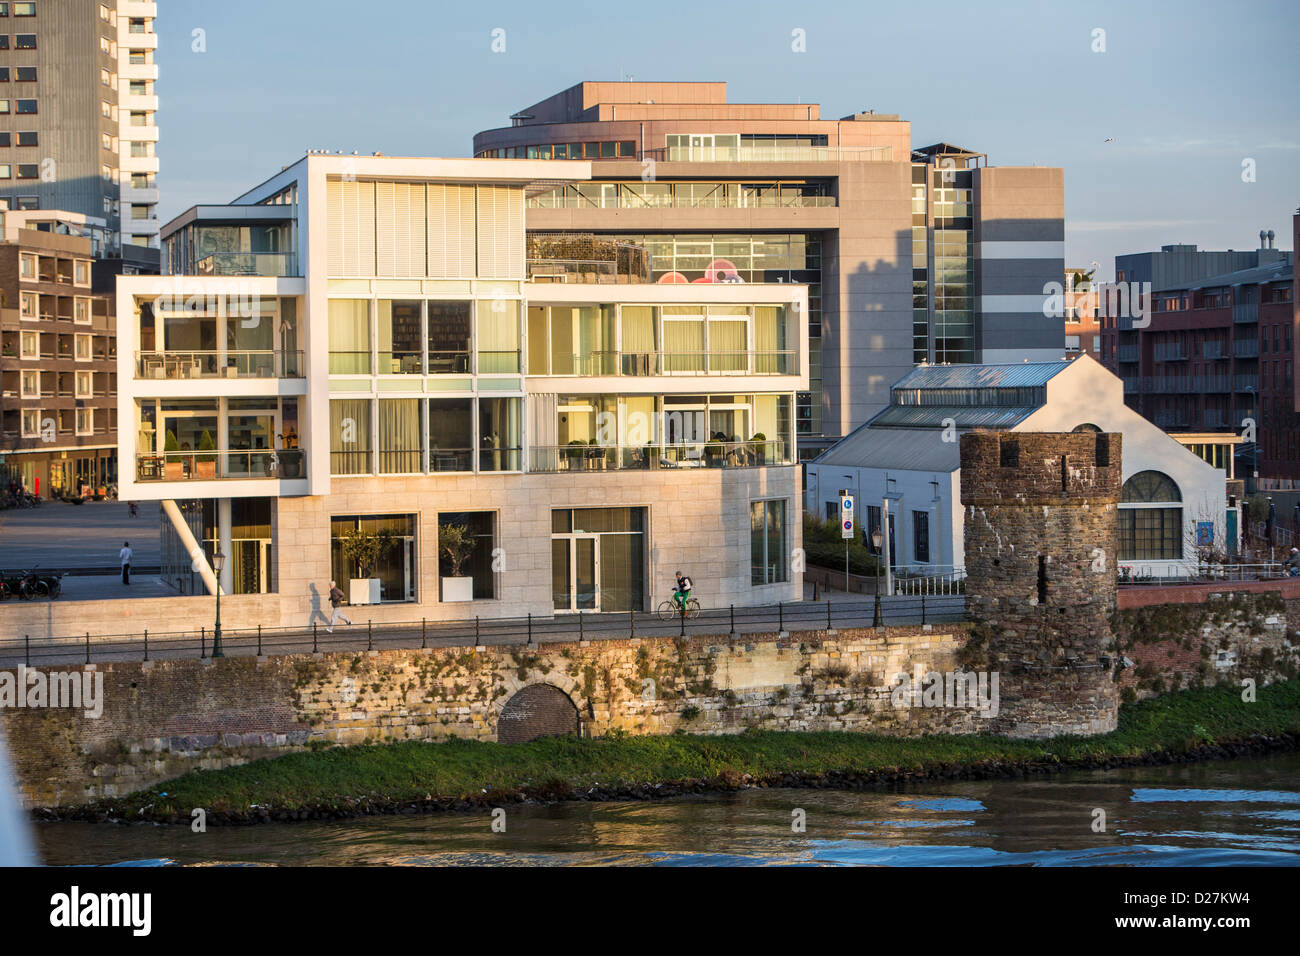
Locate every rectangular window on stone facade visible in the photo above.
<box><xmin>751</xmin><ymin>498</ymin><xmax>788</xmax><ymax>585</ymax></box>
<box><xmin>330</xmin><ymin>513</ymin><xmax>417</xmax><ymax>604</ymax></box>
<box><xmin>438</xmin><ymin>511</ymin><xmax>495</xmax><ymax>600</ymax></box>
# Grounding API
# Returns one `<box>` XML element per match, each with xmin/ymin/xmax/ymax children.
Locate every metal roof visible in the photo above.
<box><xmin>871</xmin><ymin>405</ymin><xmax>1041</xmax><ymax>430</ymax></box>
<box><xmin>891</xmin><ymin>361</ymin><xmax>1072</xmax><ymax>391</ymax></box>
<box><xmin>1167</xmin><ymin>259</ymin><xmax>1293</xmax><ymax>293</ymax></box>
<box><xmin>813</xmin><ymin>424</ymin><xmax>963</xmax><ymax>471</ymax></box>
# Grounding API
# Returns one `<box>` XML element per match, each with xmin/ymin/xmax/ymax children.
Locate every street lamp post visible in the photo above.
<box><xmin>211</xmin><ymin>550</ymin><xmax>226</xmax><ymax>658</ymax></box>
<box><xmin>871</xmin><ymin>528</ymin><xmax>883</xmax><ymax>627</ymax></box>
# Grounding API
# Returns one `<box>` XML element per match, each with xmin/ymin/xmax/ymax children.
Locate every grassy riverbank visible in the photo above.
<box><xmin>70</xmin><ymin>680</ymin><xmax>1300</xmax><ymax>823</ymax></box>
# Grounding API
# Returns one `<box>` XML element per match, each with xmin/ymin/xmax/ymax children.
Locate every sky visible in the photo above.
<box><xmin>155</xmin><ymin>0</ymin><xmax>1300</xmax><ymax>278</ymax></box>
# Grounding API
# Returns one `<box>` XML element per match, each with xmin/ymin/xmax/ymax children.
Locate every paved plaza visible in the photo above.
<box><xmin>0</xmin><ymin>500</ymin><xmax>163</xmax><ymax>573</ymax></box>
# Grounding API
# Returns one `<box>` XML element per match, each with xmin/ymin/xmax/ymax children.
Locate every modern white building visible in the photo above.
<box><xmin>806</xmin><ymin>356</ymin><xmax>1231</xmax><ymax>579</ymax></box>
<box><xmin>117</xmin><ymin>155</ymin><xmax>807</xmax><ymax>625</ymax></box>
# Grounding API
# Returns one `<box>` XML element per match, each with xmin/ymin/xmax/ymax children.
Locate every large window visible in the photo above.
<box><xmin>426</xmin><ymin>300</ymin><xmax>471</xmax><ymax>373</ymax></box>
<box><xmin>478</xmin><ymin>396</ymin><xmax>521</xmax><ymax>470</ymax></box>
<box><xmin>751</xmin><ymin>499</ymin><xmax>789</xmax><ymax>585</ymax></box>
<box><xmin>1118</xmin><ymin>470</ymin><xmax>1183</xmax><ymax>561</ymax></box>
<box><xmin>378</xmin><ymin>300</ymin><xmax>421</xmax><ymax>374</ymax></box>
<box><xmin>328</xmin><ymin>299</ymin><xmax>370</xmax><ymax>373</ymax></box>
<box><xmin>329</xmin><ymin>398</ymin><xmax>371</xmax><ymax>475</ymax></box>
<box><xmin>378</xmin><ymin>399</ymin><xmax>421</xmax><ymax>473</ymax></box>
<box><xmin>438</xmin><ymin>511</ymin><xmax>495</xmax><ymax>599</ymax></box>
<box><xmin>476</xmin><ymin>299</ymin><xmax>519</xmax><ymax>373</ymax></box>
<box><xmin>330</xmin><ymin>514</ymin><xmax>416</xmax><ymax>603</ymax></box>
<box><xmin>428</xmin><ymin>398</ymin><xmax>472</xmax><ymax>471</ymax></box>
<box><xmin>552</xmin><ymin>508</ymin><xmax>646</xmax><ymax>612</ymax></box>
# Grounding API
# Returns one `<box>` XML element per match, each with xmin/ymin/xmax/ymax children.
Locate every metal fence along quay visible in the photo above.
<box><xmin>0</xmin><ymin>596</ymin><xmax>966</xmax><ymax>667</ymax></box>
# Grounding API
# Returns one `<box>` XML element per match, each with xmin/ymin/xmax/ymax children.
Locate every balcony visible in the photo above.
<box><xmin>1143</xmin><ymin>375</ymin><xmax>1229</xmax><ymax>394</ymax></box>
<box><xmin>1202</xmin><ymin>342</ymin><xmax>1225</xmax><ymax>359</ymax></box>
<box><xmin>1233</xmin><ymin>339</ymin><xmax>1259</xmax><ymax>358</ymax></box>
<box><xmin>1122</xmin><ymin>377</ymin><xmax>1140</xmax><ymax>393</ymax></box>
<box><xmin>1233</xmin><ymin>303</ymin><xmax>1258</xmax><ymax>324</ymax></box>
<box><xmin>1153</xmin><ymin>343</ymin><xmax>1188</xmax><ymax>362</ymax></box>
<box><xmin>1153</xmin><ymin>410</ymin><xmax>1189</xmax><ymax>428</ymax></box>
<box><xmin>642</xmin><ymin>144</ymin><xmax>893</xmax><ymax>163</ymax></box>
<box><xmin>193</xmin><ymin>251</ymin><xmax>299</xmax><ymax>277</ymax></box>
<box><xmin>529</xmin><ymin>182</ymin><xmax>837</xmax><ymax>210</ymax></box>
<box><xmin>136</xmin><ymin>350</ymin><xmax>304</xmax><ymax>379</ymax></box>
<box><xmin>135</xmin><ymin>449</ymin><xmax>305</xmax><ymax>482</ymax></box>
<box><xmin>1118</xmin><ymin>345</ymin><xmax>1139</xmax><ymax>363</ymax></box>
<box><xmin>1234</xmin><ymin>374</ymin><xmax>1259</xmax><ymax>392</ymax></box>
<box><xmin>534</xmin><ymin>350</ymin><xmax>798</xmax><ymax>377</ymax></box>
<box><xmin>529</xmin><ymin>439</ymin><xmax>790</xmax><ymax>473</ymax></box>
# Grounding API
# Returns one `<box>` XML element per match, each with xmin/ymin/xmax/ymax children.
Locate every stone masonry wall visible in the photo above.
<box><xmin>1</xmin><ymin>624</ymin><xmax>981</xmax><ymax>807</ymax></box>
<box><xmin>960</xmin><ymin>431</ymin><xmax>1123</xmax><ymax>737</ymax></box>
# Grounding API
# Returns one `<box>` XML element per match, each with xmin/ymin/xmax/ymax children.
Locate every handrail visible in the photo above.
<box><xmin>530</xmin><ymin>439</ymin><xmax>789</xmax><ymax>472</ymax></box>
<box><xmin>136</xmin><ymin>349</ymin><xmax>304</xmax><ymax>378</ymax></box>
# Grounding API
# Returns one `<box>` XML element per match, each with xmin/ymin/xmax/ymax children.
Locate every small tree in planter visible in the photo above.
<box><xmin>439</xmin><ymin>522</ymin><xmax>478</xmax><ymax>602</ymax></box>
<box><xmin>749</xmin><ymin>431</ymin><xmax>767</xmax><ymax>465</ymax></box>
<box><xmin>195</xmin><ymin>429</ymin><xmax>218</xmax><ymax>478</ymax></box>
<box><xmin>340</xmin><ymin>527</ymin><xmax>397</xmax><ymax>605</ymax></box>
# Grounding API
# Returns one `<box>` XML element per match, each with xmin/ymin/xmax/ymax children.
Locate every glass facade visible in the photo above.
<box><xmin>750</xmin><ymin>499</ymin><xmax>789</xmax><ymax>585</ymax></box>
<box><xmin>330</xmin><ymin>513</ymin><xmax>417</xmax><ymax>603</ymax></box>
<box><xmin>590</xmin><ymin>232</ymin><xmax>820</xmax><ymax>437</ymax></box>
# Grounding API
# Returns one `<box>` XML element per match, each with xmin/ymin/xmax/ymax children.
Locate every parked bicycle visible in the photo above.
<box><xmin>0</xmin><ymin>568</ymin><xmax>62</xmax><ymax>600</ymax></box>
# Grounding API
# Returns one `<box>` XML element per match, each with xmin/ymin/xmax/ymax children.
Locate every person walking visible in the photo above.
<box><xmin>326</xmin><ymin>579</ymin><xmax>352</xmax><ymax>632</ymax></box>
<box><xmin>119</xmin><ymin>541</ymin><xmax>132</xmax><ymax>585</ymax></box>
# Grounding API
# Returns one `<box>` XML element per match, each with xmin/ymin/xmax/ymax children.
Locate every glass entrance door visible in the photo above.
<box><xmin>552</xmin><ymin>534</ymin><xmax>600</xmax><ymax>611</ymax></box>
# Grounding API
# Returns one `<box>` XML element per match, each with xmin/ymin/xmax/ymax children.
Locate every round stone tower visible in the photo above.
<box><xmin>960</xmin><ymin>430</ymin><xmax>1121</xmax><ymax>738</ymax></box>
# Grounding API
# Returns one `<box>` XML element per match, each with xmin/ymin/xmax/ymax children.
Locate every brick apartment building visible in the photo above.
<box><xmin>1064</xmin><ymin>266</ymin><xmax>1101</xmax><ymax>361</ymax></box>
<box><xmin>1100</xmin><ymin>219</ymin><xmax>1297</xmax><ymax>489</ymax></box>
<box><xmin>0</xmin><ymin>211</ymin><xmax>117</xmax><ymax>496</ymax></box>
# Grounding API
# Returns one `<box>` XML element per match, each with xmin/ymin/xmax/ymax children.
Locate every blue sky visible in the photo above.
<box><xmin>157</xmin><ymin>0</ymin><xmax>1299</xmax><ymax>277</ymax></box>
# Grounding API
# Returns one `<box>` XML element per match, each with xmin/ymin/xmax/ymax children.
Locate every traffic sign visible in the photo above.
<box><xmin>840</xmin><ymin>494</ymin><xmax>855</xmax><ymax>539</ymax></box>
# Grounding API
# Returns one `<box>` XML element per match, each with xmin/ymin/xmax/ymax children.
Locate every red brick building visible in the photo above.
<box><xmin>1101</xmin><ymin>218</ymin><xmax>1297</xmax><ymax>489</ymax></box>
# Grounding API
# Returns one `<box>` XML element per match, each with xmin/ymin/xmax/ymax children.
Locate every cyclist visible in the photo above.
<box><xmin>1285</xmin><ymin>547</ymin><xmax>1300</xmax><ymax>577</ymax></box>
<box><xmin>672</xmin><ymin>571</ymin><xmax>693</xmax><ymax>613</ymax></box>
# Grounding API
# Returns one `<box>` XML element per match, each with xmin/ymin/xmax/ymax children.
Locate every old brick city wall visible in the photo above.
<box><xmin>961</xmin><ymin>431</ymin><xmax>1123</xmax><ymax>738</ymax></box>
<box><xmin>2</xmin><ymin>625</ymin><xmax>979</xmax><ymax>807</ymax></box>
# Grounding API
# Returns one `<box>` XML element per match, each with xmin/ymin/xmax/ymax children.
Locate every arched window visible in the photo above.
<box><xmin>1072</xmin><ymin>422</ymin><xmax>1101</xmax><ymax>433</ymax></box>
<box><xmin>1119</xmin><ymin>470</ymin><xmax>1183</xmax><ymax>560</ymax></box>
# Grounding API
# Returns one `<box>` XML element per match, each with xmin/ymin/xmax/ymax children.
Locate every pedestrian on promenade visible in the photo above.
<box><xmin>120</xmin><ymin>541</ymin><xmax>132</xmax><ymax>585</ymax></box>
<box><xmin>128</xmin><ymin>501</ymin><xmax>138</xmax><ymax>517</ymax></box>
<box><xmin>326</xmin><ymin>579</ymin><xmax>352</xmax><ymax>632</ymax></box>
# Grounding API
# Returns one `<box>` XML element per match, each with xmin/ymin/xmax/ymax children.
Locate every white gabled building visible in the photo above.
<box><xmin>115</xmin><ymin>155</ymin><xmax>808</xmax><ymax>626</ymax></box>
<box><xmin>806</xmin><ymin>355</ymin><xmax>1231</xmax><ymax>579</ymax></box>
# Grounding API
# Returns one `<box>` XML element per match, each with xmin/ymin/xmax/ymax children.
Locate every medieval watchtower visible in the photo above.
<box><xmin>960</xmin><ymin>431</ymin><xmax>1122</xmax><ymax>737</ymax></box>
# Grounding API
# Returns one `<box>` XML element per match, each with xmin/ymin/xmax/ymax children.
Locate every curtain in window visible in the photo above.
<box><xmin>330</xmin><ymin>398</ymin><xmax>371</xmax><ymax>474</ymax></box>
<box><xmin>754</xmin><ymin>306</ymin><xmax>786</xmax><ymax>373</ymax></box>
<box><xmin>620</xmin><ymin>306</ymin><xmax>655</xmax><ymax>375</ymax></box>
<box><xmin>378</xmin><ymin>399</ymin><xmax>420</xmax><ymax>473</ymax></box>
<box><xmin>708</xmin><ymin>318</ymin><xmax>747</xmax><ymax>372</ymax></box>
<box><xmin>328</xmin><ymin>299</ymin><xmax>370</xmax><ymax>373</ymax></box>
<box><xmin>476</xmin><ymin>300</ymin><xmax>519</xmax><ymax>373</ymax></box>
<box><xmin>663</xmin><ymin>316</ymin><xmax>704</xmax><ymax>371</ymax></box>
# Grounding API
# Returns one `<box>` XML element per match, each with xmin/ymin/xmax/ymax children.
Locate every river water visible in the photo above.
<box><xmin>33</xmin><ymin>753</ymin><xmax>1300</xmax><ymax>866</ymax></box>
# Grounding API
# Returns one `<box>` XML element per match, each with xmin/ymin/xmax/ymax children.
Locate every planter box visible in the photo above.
<box><xmin>194</xmin><ymin>459</ymin><xmax>217</xmax><ymax>479</ymax></box>
<box><xmin>441</xmin><ymin>575</ymin><xmax>474</xmax><ymax>602</ymax></box>
<box><xmin>349</xmin><ymin>577</ymin><xmax>381</xmax><ymax>605</ymax></box>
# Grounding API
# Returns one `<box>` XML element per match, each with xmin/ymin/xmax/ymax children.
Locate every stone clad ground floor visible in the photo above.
<box><xmin>0</xmin><ymin>467</ymin><xmax>801</xmax><ymax>639</ymax></box>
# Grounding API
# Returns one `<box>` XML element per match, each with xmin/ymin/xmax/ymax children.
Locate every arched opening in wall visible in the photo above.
<box><xmin>497</xmin><ymin>683</ymin><xmax>580</xmax><ymax>744</ymax></box>
<box><xmin>1072</xmin><ymin>422</ymin><xmax>1101</xmax><ymax>433</ymax></box>
<box><xmin>1119</xmin><ymin>470</ymin><xmax>1183</xmax><ymax>561</ymax></box>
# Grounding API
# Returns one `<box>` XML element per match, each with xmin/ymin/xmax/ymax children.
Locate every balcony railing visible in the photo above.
<box><xmin>1118</xmin><ymin>345</ymin><xmax>1139</xmax><ymax>363</ymax></box>
<box><xmin>1233</xmin><ymin>339</ymin><xmax>1259</xmax><ymax>358</ymax></box>
<box><xmin>1142</xmin><ymin>375</ymin><xmax>1229</xmax><ymax>393</ymax></box>
<box><xmin>330</xmin><ymin>351</ymin><xmax>488</xmax><ymax>375</ymax></box>
<box><xmin>536</xmin><ymin>350</ymin><xmax>798</xmax><ymax>377</ymax></box>
<box><xmin>194</xmin><ymin>252</ymin><xmax>299</xmax><ymax>277</ymax></box>
<box><xmin>642</xmin><ymin>144</ymin><xmax>893</xmax><ymax>163</ymax></box>
<box><xmin>1153</xmin><ymin>343</ymin><xmax>1188</xmax><ymax>361</ymax></box>
<box><xmin>1234</xmin><ymin>374</ymin><xmax>1259</xmax><ymax>392</ymax></box>
<box><xmin>136</xmin><ymin>350</ymin><xmax>304</xmax><ymax>379</ymax></box>
<box><xmin>1201</xmin><ymin>342</ymin><xmax>1225</xmax><ymax>359</ymax></box>
<box><xmin>528</xmin><ymin>182</ymin><xmax>836</xmax><ymax>210</ymax></box>
<box><xmin>135</xmin><ymin>449</ymin><xmax>305</xmax><ymax>482</ymax></box>
<box><xmin>529</xmin><ymin>439</ymin><xmax>790</xmax><ymax>473</ymax></box>
<box><xmin>1232</xmin><ymin>303</ymin><xmax>1258</xmax><ymax>324</ymax></box>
